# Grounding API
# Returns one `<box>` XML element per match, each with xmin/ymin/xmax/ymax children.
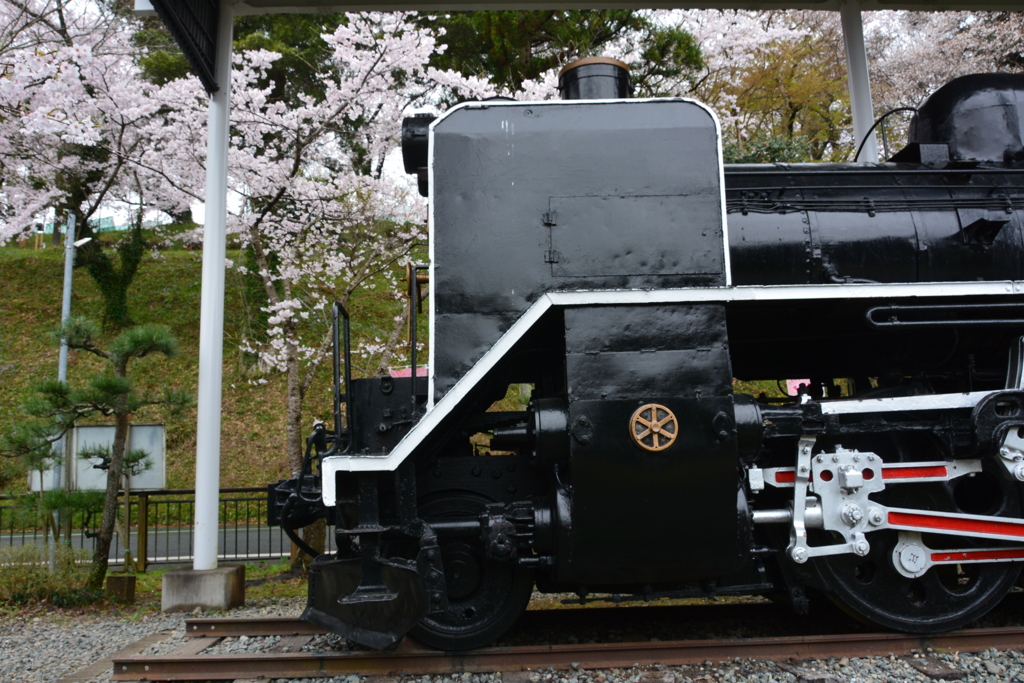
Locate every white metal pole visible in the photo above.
<box><xmin>50</xmin><ymin>213</ymin><xmax>77</xmax><ymax>570</ymax></box>
<box><xmin>57</xmin><ymin>213</ymin><xmax>77</xmax><ymax>490</ymax></box>
<box><xmin>840</xmin><ymin>0</ymin><xmax>878</xmax><ymax>162</ymax></box>
<box><xmin>193</xmin><ymin>0</ymin><xmax>234</xmax><ymax>572</ymax></box>
<box><xmin>58</xmin><ymin>214</ymin><xmax>77</xmax><ymax>385</ymax></box>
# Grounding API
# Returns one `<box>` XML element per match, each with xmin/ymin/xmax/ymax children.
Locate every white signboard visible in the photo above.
<box><xmin>29</xmin><ymin>423</ymin><xmax>166</xmax><ymax>492</ymax></box>
<box><xmin>27</xmin><ymin>465</ymin><xmax>61</xmax><ymax>493</ymax></box>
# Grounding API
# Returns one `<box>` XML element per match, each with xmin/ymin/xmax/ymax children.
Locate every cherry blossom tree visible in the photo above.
<box><xmin>132</xmin><ymin>13</ymin><xmax>491</xmax><ymax>562</ymax></box>
<box><xmin>670</xmin><ymin>10</ymin><xmax>854</xmax><ymax>161</ymax></box>
<box><xmin>0</xmin><ymin>0</ymin><xmax>196</xmax><ymax>326</ymax></box>
<box><xmin>647</xmin><ymin>9</ymin><xmax>1022</xmax><ymax>162</ymax></box>
<box><xmin>8</xmin><ymin>1</ymin><xmax>1017</xmax><ymax>486</ymax></box>
<box><xmin>867</xmin><ymin>10</ymin><xmax>1024</xmax><ymax>154</ymax></box>
<box><xmin>152</xmin><ymin>13</ymin><xmax>492</xmax><ymax>487</ymax></box>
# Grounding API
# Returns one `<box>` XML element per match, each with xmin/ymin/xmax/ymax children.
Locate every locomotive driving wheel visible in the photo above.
<box><xmin>813</xmin><ymin>437</ymin><xmax>1023</xmax><ymax>633</ymax></box>
<box><xmin>410</xmin><ymin>493</ymin><xmax>534</xmax><ymax>651</ymax></box>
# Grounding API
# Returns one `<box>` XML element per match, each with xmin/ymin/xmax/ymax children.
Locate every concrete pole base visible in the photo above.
<box><xmin>162</xmin><ymin>565</ymin><xmax>245</xmax><ymax>612</ymax></box>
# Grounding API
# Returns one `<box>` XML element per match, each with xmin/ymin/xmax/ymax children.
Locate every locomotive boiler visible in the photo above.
<box><xmin>270</xmin><ymin>59</ymin><xmax>1024</xmax><ymax>650</ymax></box>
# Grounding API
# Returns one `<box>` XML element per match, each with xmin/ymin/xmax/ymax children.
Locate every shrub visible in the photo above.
<box><xmin>0</xmin><ymin>542</ymin><xmax>100</xmax><ymax>606</ymax></box>
<box><xmin>723</xmin><ymin>133</ymin><xmax>814</xmax><ymax>164</ymax></box>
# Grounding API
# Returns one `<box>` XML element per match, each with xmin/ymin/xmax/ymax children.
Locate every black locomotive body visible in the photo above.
<box><xmin>270</xmin><ymin>64</ymin><xmax>1024</xmax><ymax>649</ymax></box>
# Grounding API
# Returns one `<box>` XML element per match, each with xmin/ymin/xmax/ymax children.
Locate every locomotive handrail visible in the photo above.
<box><xmin>724</xmin><ymin>168</ymin><xmax>1024</xmax><ymax>176</ymax></box>
<box><xmin>866</xmin><ymin>302</ymin><xmax>1024</xmax><ymax>328</ymax></box>
<box><xmin>727</xmin><ymin>195</ymin><xmax>1023</xmax><ymax>215</ymax></box>
<box><xmin>853</xmin><ymin>107</ymin><xmax>918</xmax><ymax>162</ymax></box>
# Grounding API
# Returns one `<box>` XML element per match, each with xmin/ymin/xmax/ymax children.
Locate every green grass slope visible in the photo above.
<box><xmin>0</xmin><ymin>244</ymin><xmax>415</xmax><ymax>492</ymax></box>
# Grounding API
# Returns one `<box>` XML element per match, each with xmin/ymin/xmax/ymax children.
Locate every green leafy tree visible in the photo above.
<box><xmin>416</xmin><ymin>11</ymin><xmax>702</xmax><ymax>96</ymax></box>
<box><xmin>79</xmin><ymin>442</ymin><xmax>152</xmax><ymax>570</ymax></box>
<box><xmin>75</xmin><ymin>213</ymin><xmax>148</xmax><ymax>329</ymax></box>
<box><xmin>233</xmin><ymin>14</ymin><xmax>347</xmax><ymax>105</ymax></box>
<box><xmin>688</xmin><ymin>11</ymin><xmax>851</xmax><ymax>162</ymax></box>
<box><xmin>136</xmin><ymin>13</ymin><xmax>344</xmax><ymax>102</ymax></box>
<box><xmin>0</xmin><ymin>318</ymin><xmax>191</xmax><ymax>590</ymax></box>
<box><xmin>730</xmin><ymin>17</ymin><xmax>849</xmax><ymax>161</ymax></box>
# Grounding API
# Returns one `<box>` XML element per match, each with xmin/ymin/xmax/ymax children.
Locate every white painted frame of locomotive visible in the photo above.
<box><xmin>322</xmin><ymin>275</ymin><xmax>1024</xmax><ymax>501</ymax></box>
<box><xmin>321</xmin><ymin>97</ymin><xmax>1024</xmax><ymax>495</ymax></box>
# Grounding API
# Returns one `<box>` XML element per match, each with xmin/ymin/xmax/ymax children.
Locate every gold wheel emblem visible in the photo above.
<box><xmin>630</xmin><ymin>404</ymin><xmax>678</xmax><ymax>452</ymax></box>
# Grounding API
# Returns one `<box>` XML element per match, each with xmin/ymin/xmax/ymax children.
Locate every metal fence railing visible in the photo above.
<box><xmin>0</xmin><ymin>487</ymin><xmax>335</xmax><ymax>570</ymax></box>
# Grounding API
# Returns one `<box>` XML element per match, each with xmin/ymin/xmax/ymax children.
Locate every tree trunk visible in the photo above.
<box><xmin>284</xmin><ymin>340</ymin><xmax>323</xmax><ymax>570</ymax></box>
<box><xmin>375</xmin><ymin>302</ymin><xmax>411</xmax><ymax>375</ymax></box>
<box><xmin>169</xmin><ymin>208</ymin><xmax>193</xmax><ymax>225</ymax></box>
<box><xmin>301</xmin><ymin>517</ymin><xmax>327</xmax><ymax>567</ymax></box>
<box><xmin>87</xmin><ymin>412</ymin><xmax>129</xmax><ymax>590</ymax></box>
<box><xmin>285</xmin><ymin>342</ymin><xmax>304</xmax><ymax>477</ymax></box>
<box><xmin>101</xmin><ymin>281</ymin><xmax>132</xmax><ymax>329</ymax></box>
<box><xmin>76</xmin><ymin>220</ymin><xmax>145</xmax><ymax>329</ymax></box>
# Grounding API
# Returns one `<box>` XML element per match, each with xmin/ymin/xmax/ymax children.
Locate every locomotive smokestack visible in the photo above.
<box><xmin>558</xmin><ymin>57</ymin><xmax>630</xmax><ymax>100</ymax></box>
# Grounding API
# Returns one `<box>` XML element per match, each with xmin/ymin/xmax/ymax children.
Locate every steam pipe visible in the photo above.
<box><xmin>753</xmin><ymin>506</ymin><xmax>823</xmax><ymax>528</ymax></box>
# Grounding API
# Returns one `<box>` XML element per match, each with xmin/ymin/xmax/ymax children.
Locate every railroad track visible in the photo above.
<box><xmin>110</xmin><ymin>601</ymin><xmax>1024</xmax><ymax>681</ymax></box>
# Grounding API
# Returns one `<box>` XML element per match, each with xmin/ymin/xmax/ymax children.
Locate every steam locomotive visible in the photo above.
<box><xmin>270</xmin><ymin>59</ymin><xmax>1024</xmax><ymax>650</ymax></box>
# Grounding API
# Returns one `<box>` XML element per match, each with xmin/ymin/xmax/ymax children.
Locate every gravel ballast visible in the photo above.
<box><xmin>4</xmin><ymin>597</ymin><xmax>1024</xmax><ymax>683</ymax></box>
<box><xmin>0</xmin><ymin>596</ymin><xmax>305</xmax><ymax>683</ymax></box>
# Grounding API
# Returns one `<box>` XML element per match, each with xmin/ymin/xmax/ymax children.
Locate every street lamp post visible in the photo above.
<box><xmin>58</xmin><ymin>214</ymin><xmax>77</xmax><ymax>385</ymax></box>
<box><xmin>51</xmin><ymin>215</ymin><xmax>91</xmax><ymax>569</ymax></box>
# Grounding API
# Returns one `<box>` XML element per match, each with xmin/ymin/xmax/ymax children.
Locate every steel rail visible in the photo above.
<box><xmin>112</xmin><ymin>626</ymin><xmax>1024</xmax><ymax>681</ymax></box>
<box><xmin>184</xmin><ymin>616</ymin><xmax>325</xmax><ymax>637</ymax></box>
<box><xmin>181</xmin><ymin>603</ymin><xmax>783</xmax><ymax>638</ymax></box>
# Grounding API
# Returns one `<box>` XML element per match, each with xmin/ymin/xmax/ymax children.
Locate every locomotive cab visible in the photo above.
<box><xmin>271</xmin><ymin>66</ymin><xmax>1024</xmax><ymax>650</ymax></box>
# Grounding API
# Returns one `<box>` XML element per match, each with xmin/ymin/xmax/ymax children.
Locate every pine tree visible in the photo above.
<box><xmin>0</xmin><ymin>318</ymin><xmax>191</xmax><ymax>590</ymax></box>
